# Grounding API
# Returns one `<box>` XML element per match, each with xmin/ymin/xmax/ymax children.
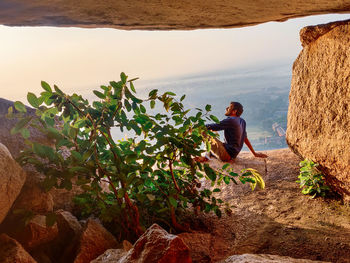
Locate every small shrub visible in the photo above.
<box><xmin>7</xmin><ymin>73</ymin><xmax>264</xmax><ymax>241</ymax></box>
<box><xmin>297</xmin><ymin>159</ymin><xmax>329</xmax><ymax>198</ymax></box>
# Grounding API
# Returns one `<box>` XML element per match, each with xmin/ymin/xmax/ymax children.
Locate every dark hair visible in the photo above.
<box><xmin>231</xmin><ymin>101</ymin><xmax>243</xmax><ymax>116</ymax></box>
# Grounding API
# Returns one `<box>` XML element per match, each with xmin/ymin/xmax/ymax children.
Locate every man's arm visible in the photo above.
<box><xmin>206</xmin><ymin>118</ymin><xmax>232</xmax><ymax>131</ymax></box>
<box><xmin>244</xmin><ymin>137</ymin><xmax>268</xmax><ymax>158</ymax></box>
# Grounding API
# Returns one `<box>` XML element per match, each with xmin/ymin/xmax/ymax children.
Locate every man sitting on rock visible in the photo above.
<box><xmin>198</xmin><ymin>101</ymin><xmax>268</xmax><ymax>162</ymax></box>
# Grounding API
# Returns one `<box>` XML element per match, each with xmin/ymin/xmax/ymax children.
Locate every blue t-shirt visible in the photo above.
<box><xmin>206</xmin><ymin>117</ymin><xmax>247</xmax><ymax>158</ymax></box>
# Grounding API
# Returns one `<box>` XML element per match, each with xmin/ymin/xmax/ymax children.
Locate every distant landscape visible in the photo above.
<box><xmin>129</xmin><ymin>63</ymin><xmax>292</xmax><ymax>151</ymax></box>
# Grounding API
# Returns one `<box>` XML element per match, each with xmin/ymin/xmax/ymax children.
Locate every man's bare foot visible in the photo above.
<box><xmin>194</xmin><ymin>156</ymin><xmax>210</xmax><ymax>163</ymax></box>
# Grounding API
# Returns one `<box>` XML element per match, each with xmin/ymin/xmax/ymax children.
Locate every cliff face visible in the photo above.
<box><xmin>287</xmin><ymin>20</ymin><xmax>350</xmax><ymax>200</ymax></box>
<box><xmin>0</xmin><ymin>0</ymin><xmax>350</xmax><ymax>30</ymax></box>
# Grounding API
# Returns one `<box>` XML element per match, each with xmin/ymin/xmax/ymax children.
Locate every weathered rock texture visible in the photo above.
<box><xmin>0</xmin><ymin>234</ymin><xmax>37</xmax><ymax>263</ymax></box>
<box><xmin>121</xmin><ymin>224</ymin><xmax>192</xmax><ymax>263</ymax></box>
<box><xmin>13</xmin><ymin>171</ymin><xmax>54</xmax><ymax>214</ymax></box>
<box><xmin>13</xmin><ymin>215</ymin><xmax>59</xmax><ymax>251</ymax></box>
<box><xmin>0</xmin><ymin>143</ymin><xmax>26</xmax><ymax>224</ymax></box>
<box><xmin>68</xmin><ymin>219</ymin><xmax>118</xmax><ymax>263</ymax></box>
<box><xmin>219</xmin><ymin>254</ymin><xmax>329</xmax><ymax>263</ymax></box>
<box><xmin>0</xmin><ymin>1</ymin><xmax>350</xmax><ymax>30</ymax></box>
<box><xmin>90</xmin><ymin>249</ymin><xmax>126</xmax><ymax>263</ymax></box>
<box><xmin>287</xmin><ymin>19</ymin><xmax>350</xmax><ymax>200</ymax></box>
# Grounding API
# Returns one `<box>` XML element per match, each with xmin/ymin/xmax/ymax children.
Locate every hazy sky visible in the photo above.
<box><xmin>1</xmin><ymin>14</ymin><xmax>349</xmax><ymax>101</ymax></box>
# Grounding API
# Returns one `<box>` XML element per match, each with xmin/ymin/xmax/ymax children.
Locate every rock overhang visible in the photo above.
<box><xmin>1</xmin><ymin>0</ymin><xmax>350</xmax><ymax>30</ymax></box>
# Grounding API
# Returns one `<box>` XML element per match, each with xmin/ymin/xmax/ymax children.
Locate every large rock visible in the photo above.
<box><xmin>287</xmin><ymin>19</ymin><xmax>350</xmax><ymax>200</ymax></box>
<box><xmin>120</xmin><ymin>224</ymin><xmax>192</xmax><ymax>263</ymax></box>
<box><xmin>219</xmin><ymin>254</ymin><xmax>329</xmax><ymax>263</ymax></box>
<box><xmin>90</xmin><ymin>249</ymin><xmax>127</xmax><ymax>263</ymax></box>
<box><xmin>177</xmin><ymin>232</ymin><xmax>212</xmax><ymax>262</ymax></box>
<box><xmin>0</xmin><ymin>1</ymin><xmax>350</xmax><ymax>30</ymax></box>
<box><xmin>0</xmin><ymin>233</ymin><xmax>37</xmax><ymax>263</ymax></box>
<box><xmin>63</xmin><ymin>218</ymin><xmax>118</xmax><ymax>263</ymax></box>
<box><xmin>12</xmin><ymin>170</ymin><xmax>54</xmax><ymax>214</ymax></box>
<box><xmin>0</xmin><ymin>143</ymin><xmax>26</xmax><ymax>224</ymax></box>
<box><xmin>12</xmin><ymin>215</ymin><xmax>59</xmax><ymax>251</ymax></box>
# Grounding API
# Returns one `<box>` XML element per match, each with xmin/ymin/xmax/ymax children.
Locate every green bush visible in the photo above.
<box><xmin>8</xmin><ymin>73</ymin><xmax>264</xmax><ymax>241</ymax></box>
<box><xmin>297</xmin><ymin>159</ymin><xmax>330</xmax><ymax>198</ymax></box>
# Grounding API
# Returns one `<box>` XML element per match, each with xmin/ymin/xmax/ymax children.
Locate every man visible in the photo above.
<box><xmin>200</xmin><ymin>101</ymin><xmax>267</xmax><ymax>162</ymax></box>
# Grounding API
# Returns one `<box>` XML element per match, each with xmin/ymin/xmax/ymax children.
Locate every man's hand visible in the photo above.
<box><xmin>254</xmin><ymin>152</ymin><xmax>268</xmax><ymax>158</ymax></box>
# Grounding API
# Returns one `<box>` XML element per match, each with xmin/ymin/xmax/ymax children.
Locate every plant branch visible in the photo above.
<box><xmin>169</xmin><ymin>160</ymin><xmax>180</xmax><ymax>192</ymax></box>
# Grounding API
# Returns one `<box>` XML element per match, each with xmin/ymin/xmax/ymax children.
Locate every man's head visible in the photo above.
<box><xmin>225</xmin><ymin>102</ymin><xmax>243</xmax><ymax>117</ymax></box>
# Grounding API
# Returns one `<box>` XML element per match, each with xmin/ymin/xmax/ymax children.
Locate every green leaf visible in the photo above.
<box><xmin>93</xmin><ymin>90</ymin><xmax>106</xmax><ymax>99</ymax></box>
<box><xmin>224</xmin><ymin>176</ymin><xmax>230</xmax><ymax>184</ymax></box>
<box><xmin>210</xmin><ymin>115</ymin><xmax>220</xmax><ymax>123</ymax></box>
<box><xmin>21</xmin><ymin>128</ymin><xmax>30</xmax><ymax>139</ymax></box>
<box><xmin>222</xmin><ymin>163</ymin><xmax>230</xmax><ymax>170</ymax></box>
<box><xmin>130</xmin><ymin>82</ymin><xmax>136</xmax><ymax>93</ymax></box>
<box><xmin>117</xmin><ymin>188</ymin><xmax>125</xmax><ymax>198</ymax></box>
<box><xmin>204</xmin><ymin>164</ymin><xmax>216</xmax><ymax>181</ymax></box>
<box><xmin>54</xmin><ymin>85</ymin><xmax>64</xmax><ymax>95</ymax></box>
<box><xmin>148</xmin><ymin>89</ymin><xmax>158</xmax><ymax>98</ymax></box>
<box><xmin>140</xmin><ymin>104</ymin><xmax>146</xmax><ymax>114</ymax></box>
<box><xmin>180</xmin><ymin>95</ymin><xmax>186</xmax><ymax>101</ymax></box>
<box><xmin>205</xmin><ymin>104</ymin><xmax>211</xmax><ymax>111</ymax></box>
<box><xmin>41</xmin><ymin>81</ymin><xmax>52</xmax><ymax>93</ymax></box>
<box><xmin>169</xmin><ymin>196</ymin><xmax>178</xmax><ymax>208</ymax></box>
<box><xmin>213</xmin><ymin>188</ymin><xmax>221</xmax><ymax>192</ymax></box>
<box><xmin>121</xmin><ymin>72</ymin><xmax>127</xmax><ymax>84</ymax></box>
<box><xmin>7</xmin><ymin>106</ymin><xmax>13</xmax><ymax>116</ymax></box>
<box><xmin>11</xmin><ymin>117</ymin><xmax>32</xmax><ymax>135</ymax></box>
<box><xmin>150</xmin><ymin>100</ymin><xmax>155</xmax><ymax>109</ymax></box>
<box><xmin>14</xmin><ymin>101</ymin><xmax>27</xmax><ymax>113</ymax></box>
<box><xmin>27</xmin><ymin>92</ymin><xmax>40</xmax><ymax>108</ymax></box>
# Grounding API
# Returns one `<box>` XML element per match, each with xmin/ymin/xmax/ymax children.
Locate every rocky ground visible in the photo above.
<box><xmin>180</xmin><ymin>148</ymin><xmax>350</xmax><ymax>262</ymax></box>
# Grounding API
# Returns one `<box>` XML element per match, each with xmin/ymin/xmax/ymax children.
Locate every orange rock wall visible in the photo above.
<box><xmin>287</xmin><ymin>20</ymin><xmax>350</xmax><ymax>200</ymax></box>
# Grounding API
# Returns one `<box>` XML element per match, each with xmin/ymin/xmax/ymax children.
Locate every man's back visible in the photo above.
<box><xmin>206</xmin><ymin>116</ymin><xmax>247</xmax><ymax>158</ymax></box>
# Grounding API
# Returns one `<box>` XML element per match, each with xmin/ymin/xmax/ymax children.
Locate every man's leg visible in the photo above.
<box><xmin>209</xmin><ymin>137</ymin><xmax>232</xmax><ymax>162</ymax></box>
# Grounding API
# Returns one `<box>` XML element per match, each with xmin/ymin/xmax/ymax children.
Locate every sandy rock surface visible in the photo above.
<box><xmin>0</xmin><ymin>143</ymin><xmax>26</xmax><ymax>224</ymax></box>
<box><xmin>219</xmin><ymin>253</ymin><xmax>329</xmax><ymax>263</ymax></box>
<box><xmin>0</xmin><ymin>1</ymin><xmax>350</xmax><ymax>30</ymax></box>
<box><xmin>0</xmin><ymin>233</ymin><xmax>37</xmax><ymax>263</ymax></box>
<box><xmin>186</xmin><ymin>149</ymin><xmax>350</xmax><ymax>262</ymax></box>
<box><xmin>287</xmin><ymin>19</ymin><xmax>350</xmax><ymax>201</ymax></box>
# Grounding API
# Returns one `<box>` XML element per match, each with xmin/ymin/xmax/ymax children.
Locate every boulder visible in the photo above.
<box><xmin>64</xmin><ymin>218</ymin><xmax>118</xmax><ymax>263</ymax></box>
<box><xmin>177</xmin><ymin>232</ymin><xmax>212</xmax><ymax>262</ymax></box>
<box><xmin>12</xmin><ymin>215</ymin><xmax>58</xmax><ymax>251</ymax></box>
<box><xmin>0</xmin><ymin>143</ymin><xmax>26</xmax><ymax>224</ymax></box>
<box><xmin>120</xmin><ymin>224</ymin><xmax>192</xmax><ymax>263</ymax></box>
<box><xmin>219</xmin><ymin>254</ymin><xmax>329</xmax><ymax>262</ymax></box>
<box><xmin>49</xmin><ymin>184</ymin><xmax>83</xmax><ymax>212</ymax></box>
<box><xmin>12</xmin><ymin>170</ymin><xmax>54</xmax><ymax>214</ymax></box>
<box><xmin>287</xmin><ymin>19</ymin><xmax>350</xmax><ymax>200</ymax></box>
<box><xmin>90</xmin><ymin>249</ymin><xmax>126</xmax><ymax>263</ymax></box>
<box><xmin>55</xmin><ymin>210</ymin><xmax>82</xmax><ymax>240</ymax></box>
<box><xmin>0</xmin><ymin>233</ymin><xmax>37</xmax><ymax>263</ymax></box>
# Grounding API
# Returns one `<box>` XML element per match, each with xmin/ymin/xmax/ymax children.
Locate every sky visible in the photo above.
<box><xmin>1</xmin><ymin>13</ymin><xmax>350</xmax><ymax>102</ymax></box>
